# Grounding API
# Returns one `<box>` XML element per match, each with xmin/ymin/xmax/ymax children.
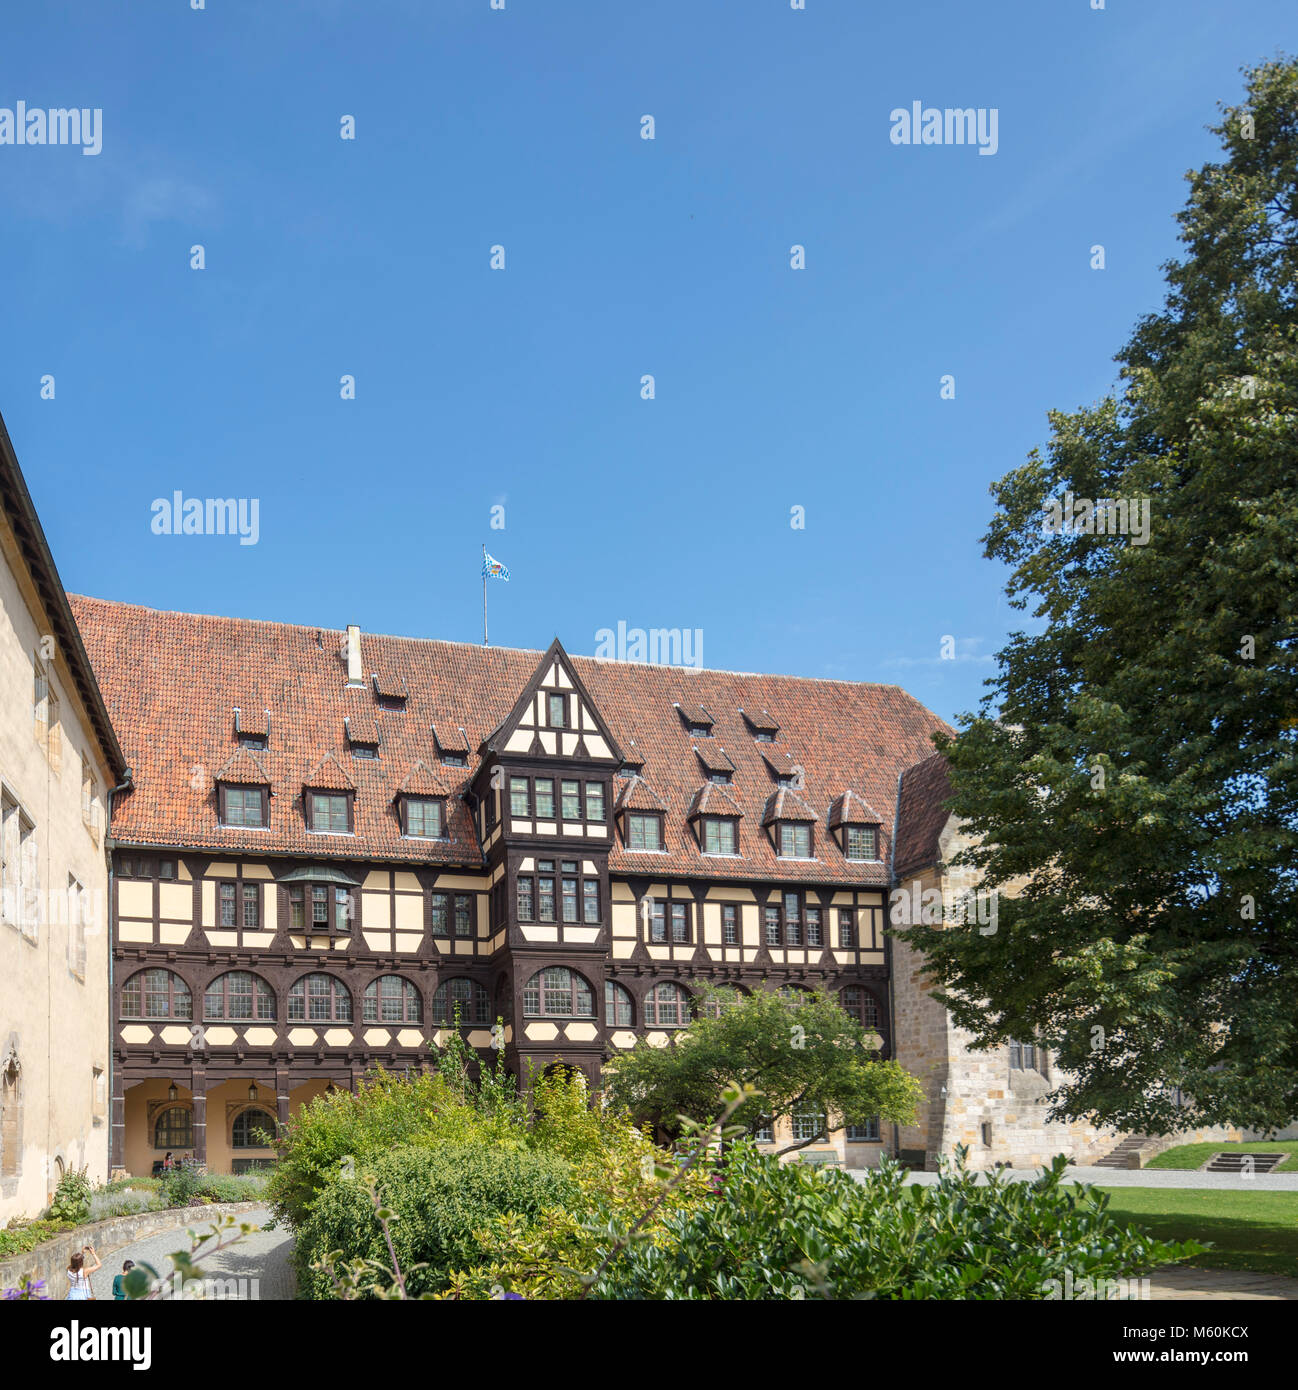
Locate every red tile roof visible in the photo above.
<box><xmin>213</xmin><ymin>746</ymin><xmax>271</xmax><ymax>786</ymax></box>
<box><xmin>893</xmin><ymin>752</ymin><xmax>955</xmax><ymax>877</ymax></box>
<box><xmin>686</xmin><ymin>782</ymin><xmax>744</xmax><ymax>819</ymax></box>
<box><xmin>761</xmin><ymin>787</ymin><xmax>819</xmax><ymax>826</ymax></box>
<box><xmin>828</xmin><ymin>789</ymin><xmax>885</xmax><ymax>828</ymax></box>
<box><xmin>303</xmin><ymin>751</ymin><xmax>355</xmax><ymax>792</ymax></box>
<box><xmin>68</xmin><ymin>596</ymin><xmax>951</xmax><ymax>883</ymax></box>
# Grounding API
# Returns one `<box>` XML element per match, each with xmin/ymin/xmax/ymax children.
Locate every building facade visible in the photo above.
<box><xmin>71</xmin><ymin>600</ymin><xmax>954</xmax><ymax>1174</ymax></box>
<box><xmin>0</xmin><ymin>417</ymin><xmax>127</xmax><ymax>1222</ymax></box>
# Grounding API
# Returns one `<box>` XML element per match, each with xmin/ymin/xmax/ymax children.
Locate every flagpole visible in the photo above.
<box><xmin>482</xmin><ymin>544</ymin><xmax>488</xmax><ymax>646</ymax></box>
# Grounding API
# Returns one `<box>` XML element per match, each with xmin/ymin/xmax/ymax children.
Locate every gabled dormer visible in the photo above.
<box><xmin>481</xmin><ymin>639</ymin><xmax>624</xmax><ymax>764</ymax></box>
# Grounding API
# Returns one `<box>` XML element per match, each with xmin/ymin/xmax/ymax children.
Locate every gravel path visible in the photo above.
<box><xmin>88</xmin><ymin>1208</ymin><xmax>295</xmax><ymax>1301</ymax></box>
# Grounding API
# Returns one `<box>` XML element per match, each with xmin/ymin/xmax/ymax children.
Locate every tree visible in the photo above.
<box><xmin>601</xmin><ymin>986</ymin><xmax>922</xmax><ymax>1154</ymax></box>
<box><xmin>897</xmin><ymin>58</ymin><xmax>1298</xmax><ymax>1134</ymax></box>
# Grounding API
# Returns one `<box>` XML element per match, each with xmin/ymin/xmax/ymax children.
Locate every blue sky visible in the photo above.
<box><xmin>1</xmin><ymin>0</ymin><xmax>1291</xmax><ymax>725</ymax></box>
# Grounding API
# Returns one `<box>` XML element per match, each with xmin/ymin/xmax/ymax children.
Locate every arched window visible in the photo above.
<box><xmin>362</xmin><ymin>975</ymin><xmax>422</xmax><ymax>1024</ymax></box>
<box><xmin>643</xmin><ymin>981</ymin><xmax>690</xmax><ymax>1028</ymax></box>
<box><xmin>121</xmin><ymin>969</ymin><xmax>192</xmax><ymax>1020</ymax></box>
<box><xmin>522</xmin><ymin>967</ymin><xmax>594</xmax><ymax>1019</ymax></box>
<box><xmin>204</xmin><ymin>971</ymin><xmax>276</xmax><ymax>1021</ymax></box>
<box><xmin>431</xmin><ymin>978</ymin><xmax>490</xmax><ymax>1025</ymax></box>
<box><xmin>287</xmin><ymin>973</ymin><xmax>352</xmax><ymax>1023</ymax></box>
<box><xmin>841</xmin><ymin>986</ymin><xmax>881</xmax><ymax>1030</ymax></box>
<box><xmin>231</xmin><ymin>1107</ymin><xmax>276</xmax><ymax>1149</ymax></box>
<box><xmin>154</xmin><ymin>1107</ymin><xmax>193</xmax><ymax>1149</ymax></box>
<box><xmin>605</xmin><ymin>980</ymin><xmax>634</xmax><ymax>1027</ymax></box>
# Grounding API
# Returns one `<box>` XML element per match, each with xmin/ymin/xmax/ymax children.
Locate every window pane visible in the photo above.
<box><xmin>562</xmin><ymin>878</ymin><xmax>578</xmax><ymax>922</ymax></box>
<box><xmin>585</xmin><ymin>783</ymin><xmax>605</xmax><ymax>821</ymax></box>
<box><xmin>454</xmin><ymin>895</ymin><xmax>473</xmax><ymax>937</ymax></box>
<box><xmin>650</xmin><ymin>901</ymin><xmax>666</xmax><ymax>942</ymax></box>
<box><xmin>583</xmin><ymin>880</ymin><xmax>599</xmax><ymax>924</ymax></box>
<box><xmin>765</xmin><ymin>906</ymin><xmax>781</xmax><ymax>946</ymax></box>
<box><xmin>561</xmin><ymin>781</ymin><xmax>581</xmax><ymax>820</ymax></box>
<box><xmin>517</xmin><ymin>877</ymin><xmax>534</xmax><ymax>921</ymax></box>
<box><xmin>722</xmin><ymin>905</ymin><xmax>738</xmax><ymax>945</ymax></box>
<box><xmin>535</xmin><ymin>780</ymin><xmax>554</xmax><ymax>818</ymax></box>
<box><xmin>431</xmin><ymin>893</ymin><xmax>449</xmax><ymax>936</ymax></box>
<box><xmin>548</xmin><ymin>694</ymin><xmax>566</xmax><ymax>727</ymax></box>
<box><xmin>510</xmin><ymin>778</ymin><xmax>530</xmax><ymax>817</ymax></box>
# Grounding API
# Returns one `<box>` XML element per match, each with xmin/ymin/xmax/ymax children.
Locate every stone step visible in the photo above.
<box><xmin>1204</xmin><ymin>1153</ymin><xmax>1285</xmax><ymax>1173</ymax></box>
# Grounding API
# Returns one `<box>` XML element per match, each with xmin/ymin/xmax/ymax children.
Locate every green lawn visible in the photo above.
<box><xmin>1097</xmin><ymin>1187</ymin><xmax>1298</xmax><ymax>1279</ymax></box>
<box><xmin>1145</xmin><ymin>1140</ymin><xmax>1298</xmax><ymax>1172</ymax></box>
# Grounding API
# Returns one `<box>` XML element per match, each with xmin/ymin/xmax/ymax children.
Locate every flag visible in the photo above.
<box><xmin>482</xmin><ymin>552</ymin><xmax>510</xmax><ymax>581</ymax></box>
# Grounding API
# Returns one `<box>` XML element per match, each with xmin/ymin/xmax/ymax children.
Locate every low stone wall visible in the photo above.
<box><xmin>0</xmin><ymin>1201</ymin><xmax>265</xmax><ymax>1298</ymax></box>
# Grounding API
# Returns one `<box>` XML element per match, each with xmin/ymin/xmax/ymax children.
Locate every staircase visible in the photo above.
<box><xmin>1094</xmin><ymin>1135</ymin><xmax>1154</xmax><ymax>1169</ymax></box>
<box><xmin>1202</xmin><ymin>1152</ymin><xmax>1285</xmax><ymax>1174</ymax></box>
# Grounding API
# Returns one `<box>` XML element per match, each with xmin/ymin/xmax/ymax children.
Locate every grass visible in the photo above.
<box><xmin>1145</xmin><ymin>1140</ymin><xmax>1298</xmax><ymax>1172</ymax></box>
<box><xmin>1098</xmin><ymin>1187</ymin><xmax>1298</xmax><ymax>1279</ymax></box>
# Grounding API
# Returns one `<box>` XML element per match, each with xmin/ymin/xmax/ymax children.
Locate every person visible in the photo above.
<box><xmin>112</xmin><ymin>1259</ymin><xmax>135</xmax><ymax>1300</ymax></box>
<box><xmin>162</xmin><ymin>1152</ymin><xmax>174</xmax><ymax>1170</ymax></box>
<box><xmin>67</xmin><ymin>1244</ymin><xmax>101</xmax><ymax>1300</ymax></box>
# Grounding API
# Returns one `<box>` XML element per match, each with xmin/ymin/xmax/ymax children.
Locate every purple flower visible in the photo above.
<box><xmin>3</xmin><ymin>1278</ymin><xmax>50</xmax><ymax>1301</ymax></box>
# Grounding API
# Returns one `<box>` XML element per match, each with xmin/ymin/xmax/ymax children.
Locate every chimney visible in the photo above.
<box><xmin>345</xmin><ymin>625</ymin><xmax>363</xmax><ymax>686</ymax></box>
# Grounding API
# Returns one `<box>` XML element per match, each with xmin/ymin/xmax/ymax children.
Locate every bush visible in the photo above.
<box><xmin>199</xmin><ymin>1172</ymin><xmax>269</xmax><ymax>1204</ymax></box>
<box><xmin>161</xmin><ymin>1160</ymin><xmax>204</xmax><ymax>1209</ymax></box>
<box><xmin>102</xmin><ymin>1174</ymin><xmax>163</xmax><ymax>1195</ymax></box>
<box><xmin>587</xmin><ymin>1144</ymin><xmax>1206</xmax><ymax>1299</ymax></box>
<box><xmin>47</xmin><ymin>1168</ymin><xmax>93</xmax><ymax>1225</ymax></box>
<box><xmin>88</xmin><ymin>1189</ymin><xmax>163</xmax><ymax>1221</ymax></box>
<box><xmin>296</xmin><ymin>1143</ymin><xmax>576</xmax><ymax>1299</ymax></box>
<box><xmin>0</xmin><ymin>1219</ymin><xmax>75</xmax><ymax>1258</ymax></box>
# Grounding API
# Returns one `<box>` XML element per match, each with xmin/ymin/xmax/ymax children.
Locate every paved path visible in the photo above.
<box><xmin>1147</xmin><ymin>1266</ymin><xmax>1298</xmax><ymax>1300</ymax></box>
<box><xmin>88</xmin><ymin>1208</ymin><xmax>294</xmax><ymax>1301</ymax></box>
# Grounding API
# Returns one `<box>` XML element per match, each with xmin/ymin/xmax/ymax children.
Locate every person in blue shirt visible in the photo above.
<box><xmin>112</xmin><ymin>1259</ymin><xmax>136</xmax><ymax>1300</ymax></box>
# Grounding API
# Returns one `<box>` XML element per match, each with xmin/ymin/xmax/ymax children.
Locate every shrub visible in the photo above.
<box><xmin>0</xmin><ymin>1220</ymin><xmax>75</xmax><ymax>1258</ymax></box>
<box><xmin>296</xmin><ymin>1143</ymin><xmax>576</xmax><ymax>1299</ymax></box>
<box><xmin>587</xmin><ymin>1144</ymin><xmax>1206</xmax><ymax>1299</ymax></box>
<box><xmin>161</xmin><ymin>1160</ymin><xmax>204</xmax><ymax>1209</ymax></box>
<box><xmin>47</xmin><ymin>1168</ymin><xmax>93</xmax><ymax>1225</ymax></box>
<box><xmin>102</xmin><ymin>1174</ymin><xmax>164</xmax><ymax>1195</ymax></box>
<box><xmin>88</xmin><ymin>1189</ymin><xmax>163</xmax><ymax>1221</ymax></box>
<box><xmin>199</xmin><ymin>1173</ymin><xmax>269</xmax><ymax>1204</ymax></box>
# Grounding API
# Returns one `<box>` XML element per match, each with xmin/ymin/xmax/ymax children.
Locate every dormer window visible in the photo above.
<box><xmin>700</xmin><ymin>816</ymin><xmax>738</xmax><ymax>855</ymax></box>
<box><xmin>626</xmin><ymin>813</ymin><xmax>664</xmax><ymax>851</ymax></box>
<box><xmin>306</xmin><ymin>792</ymin><xmax>353</xmax><ymax>833</ymax></box>
<box><xmin>238</xmin><ymin>733</ymin><xmax>267</xmax><ymax>750</ymax></box>
<box><xmin>675</xmin><ymin>703</ymin><xmax>713</xmax><ymax>738</ymax></box>
<box><xmin>441</xmin><ymin>752</ymin><xmax>468</xmax><ymax>768</ymax></box>
<box><xmin>433</xmin><ymin>725</ymin><xmax>471</xmax><ymax>766</ymax></box>
<box><xmin>220</xmin><ymin>784</ymin><xmax>268</xmax><ymax>829</ymax></box>
<box><xmin>754</xmin><ymin>731</ymin><xmax>776</xmax><ymax>744</ymax></box>
<box><xmin>372</xmin><ymin>671</ymin><xmax>408</xmax><ymax>710</ymax></box>
<box><xmin>345</xmin><ymin>717</ymin><xmax>380</xmax><ymax>760</ymax></box>
<box><xmin>401</xmin><ymin>796</ymin><xmax>446</xmax><ymax>839</ymax></box>
<box><xmin>708</xmin><ymin>770</ymin><xmax>732</xmax><ymax>785</ymax></box>
<box><xmin>742</xmin><ymin>708</ymin><xmax>780</xmax><ymax>742</ymax></box>
<box><xmin>233</xmin><ymin>706</ymin><xmax>270</xmax><ymax>747</ymax></box>
<box><xmin>845</xmin><ymin>825</ymin><xmax>878</xmax><ymax>861</ymax></box>
<box><xmin>778</xmin><ymin>823</ymin><xmax>813</xmax><ymax>859</ymax></box>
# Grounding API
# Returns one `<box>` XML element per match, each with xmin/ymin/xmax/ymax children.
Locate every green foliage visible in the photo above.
<box><xmin>587</xmin><ymin>1143</ymin><xmax>1205</xmax><ymax>1299</ymax></box>
<box><xmin>898</xmin><ymin>56</ymin><xmax>1298</xmax><ymax>1133</ymax></box>
<box><xmin>161</xmin><ymin>1159</ymin><xmax>204</xmax><ymax>1208</ymax></box>
<box><xmin>265</xmin><ymin>1058</ymin><xmax>527</xmax><ymax>1231</ymax></box>
<box><xmin>296</xmin><ymin>1143</ymin><xmax>576</xmax><ymax>1299</ymax></box>
<box><xmin>0</xmin><ymin>1219</ymin><xmax>75</xmax><ymax>1257</ymax></box>
<box><xmin>47</xmin><ymin>1167</ymin><xmax>93</xmax><ymax>1224</ymax></box>
<box><xmin>88</xmin><ymin>1188</ymin><xmax>164</xmax><ymax>1221</ymax></box>
<box><xmin>602</xmin><ymin>985</ymin><xmax>922</xmax><ymax>1148</ymax></box>
<box><xmin>197</xmin><ymin>1172</ymin><xmax>270</xmax><ymax>1203</ymax></box>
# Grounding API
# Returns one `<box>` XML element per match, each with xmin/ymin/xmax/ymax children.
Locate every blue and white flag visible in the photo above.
<box><xmin>482</xmin><ymin>552</ymin><xmax>510</xmax><ymax>581</ymax></box>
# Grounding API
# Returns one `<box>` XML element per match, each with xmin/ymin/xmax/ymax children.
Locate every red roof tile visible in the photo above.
<box><xmin>214</xmin><ymin>746</ymin><xmax>271</xmax><ymax>786</ymax></box>
<box><xmin>614</xmin><ymin>774</ymin><xmax>668</xmax><ymax>813</ymax></box>
<box><xmin>893</xmin><ymin>752</ymin><xmax>955</xmax><ymax>877</ymax></box>
<box><xmin>233</xmin><ymin>704</ymin><xmax>270</xmax><ymax>737</ymax></box>
<box><xmin>304</xmin><ymin>751</ymin><xmax>355</xmax><ymax>792</ymax></box>
<box><xmin>693</xmin><ymin>743</ymin><xmax>735</xmax><ymax>776</ymax></box>
<box><xmin>68</xmin><ymin>596</ymin><xmax>950</xmax><ymax>882</ymax></box>
<box><xmin>761</xmin><ymin>788</ymin><xmax>819</xmax><ymax>826</ymax></box>
<box><xmin>687</xmin><ymin>782</ymin><xmax>744</xmax><ymax>819</ymax></box>
<box><xmin>828</xmin><ymin>789</ymin><xmax>884</xmax><ymax>828</ymax></box>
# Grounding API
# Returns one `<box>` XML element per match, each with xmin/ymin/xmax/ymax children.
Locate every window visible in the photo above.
<box><xmin>122</xmin><ymin>969</ymin><xmax>192</xmax><ymax>1020</ymax></box>
<box><xmin>670</xmin><ymin>902</ymin><xmax>690</xmax><ymax>944</ymax></box>
<box><xmin>308</xmin><ymin>792</ymin><xmax>351</xmax><ymax>833</ymax></box>
<box><xmin>605</xmin><ymin>980</ymin><xmax>634</xmax><ymax>1027</ymax></box>
<box><xmin>838</xmin><ymin>908</ymin><xmax>856</xmax><ymax>948</ymax></box>
<box><xmin>288</xmin><ymin>973</ymin><xmax>352</xmax><ymax>1022</ymax></box>
<box><xmin>431</xmin><ymin>892</ymin><xmax>449</xmax><ymax>936</ymax></box>
<box><xmin>547</xmin><ymin>693</ymin><xmax>567</xmax><ymax>728</ymax></box>
<box><xmin>243</xmin><ymin>883</ymin><xmax>260</xmax><ymax>928</ymax></box>
<box><xmin>777</xmin><ymin>823</ymin><xmax>813</xmax><ymax>858</ymax></box>
<box><xmin>585</xmin><ymin>782</ymin><xmax>605</xmax><ymax>822</ymax></box>
<box><xmin>523</xmin><ymin>967</ymin><xmax>594</xmax><ymax>1019</ymax></box>
<box><xmin>220</xmin><ymin>881</ymin><xmax>237</xmax><ymax>927</ymax></box>
<box><xmin>805</xmin><ymin>906</ymin><xmax>823</xmax><ymax>947</ymax></box>
<box><xmin>80</xmin><ymin>756</ymin><xmax>100</xmax><ymax>837</ymax></box>
<box><xmin>583</xmin><ymin>879</ymin><xmax>600</xmax><ymax>924</ymax></box>
<box><xmin>562</xmin><ymin>871</ymin><xmax>578</xmax><ymax>923</ymax></box>
<box><xmin>753</xmin><ymin>731</ymin><xmax>775</xmax><ymax>744</ymax></box>
<box><xmin>561</xmin><ymin>780</ymin><xmax>581</xmax><ymax>820</ymax></box>
<box><xmin>764</xmin><ymin>906</ymin><xmax>781</xmax><ymax>947</ymax></box>
<box><xmin>753</xmin><ymin>1117</ymin><xmax>774</xmax><ymax>1142</ymax></box>
<box><xmin>238</xmin><ymin>732</ymin><xmax>268</xmax><ymax>750</ymax></box>
<box><xmin>363</xmin><ymin>975</ymin><xmax>423</xmax><ymax>1023</ymax></box>
<box><xmin>222</xmin><ymin>785</ymin><xmax>267</xmax><ymax>828</ymax></box>
<box><xmin>643</xmin><ymin>981</ymin><xmax>690</xmax><ymax>1027</ymax></box>
<box><xmin>516</xmin><ymin>876</ymin><xmax>534</xmax><ymax>921</ymax></box>
<box><xmin>707</xmin><ymin>770</ymin><xmax>732</xmax><ymax>785</ymax></box>
<box><xmin>783</xmin><ymin>891</ymin><xmax>802</xmax><ymax>945</ymax></box>
<box><xmin>722</xmin><ymin>903</ymin><xmax>739</xmax><ymax>945</ymax></box>
<box><xmin>287</xmin><ymin>883</ymin><xmax>353</xmax><ymax>934</ymax></box>
<box><xmin>1009</xmin><ymin>1040</ymin><xmax>1039</xmax><ymax>1072</ymax></box>
<box><xmin>432</xmin><ymin>977</ymin><xmax>490</xmax><ymax>1025</ymax></box>
<box><xmin>454</xmin><ymin>894</ymin><xmax>474</xmax><ymax>938</ymax></box>
<box><xmin>232</xmin><ymin>1108</ymin><xmax>276</xmax><ymax>1149</ymax></box>
<box><xmin>350</xmin><ymin>741</ymin><xmax>379</xmax><ymax>760</ymax></box>
<box><xmin>159</xmin><ymin>859</ymin><xmax>176</xmax><ymax>881</ymax></box>
<box><xmin>67</xmin><ymin>876</ymin><xmax>88</xmax><ymax>979</ymax></box>
<box><xmin>404</xmin><ymin>797</ymin><xmax>445</xmax><ymax>838</ymax></box>
<box><xmin>538</xmin><ymin>869</ymin><xmax>556</xmax><ymax>922</ymax></box>
<box><xmin>510</xmin><ymin>777</ymin><xmax>530</xmax><ymax>817</ymax></box>
<box><xmin>154</xmin><ymin>1107</ymin><xmax>193</xmax><ymax>1149</ymax></box>
<box><xmin>845</xmin><ymin>825</ymin><xmax>878</xmax><ymax>861</ymax></box>
<box><xmin>649</xmin><ymin>900</ymin><xmax>666</xmax><ymax>943</ymax></box>
<box><xmin>701</xmin><ymin>817</ymin><xmax>738</xmax><ymax>855</ymax></box>
<box><xmin>534</xmin><ymin>779</ymin><xmax>555</xmax><ymax>819</ymax></box>
<box><xmin>847</xmin><ymin>1118</ymin><xmax>881</xmax><ymax>1142</ymax></box>
<box><xmin>2</xmin><ymin>798</ymin><xmax>39</xmax><ymax>940</ymax></box>
<box><xmin>204</xmin><ymin>971</ymin><xmax>276</xmax><ymax>1021</ymax></box>
<box><xmin>842</xmin><ymin>986</ymin><xmax>881</xmax><ymax>1031</ymax></box>
<box><xmin>626</xmin><ymin>814</ymin><xmax>663</xmax><ymax>851</ymax></box>
<box><xmin>686</xmin><ymin>722</ymin><xmax>710</xmax><ymax>739</ymax></box>
<box><xmin>791</xmin><ymin>1103</ymin><xmax>825</xmax><ymax>1143</ymax></box>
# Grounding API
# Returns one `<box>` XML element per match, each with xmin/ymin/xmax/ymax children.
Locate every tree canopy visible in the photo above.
<box><xmin>897</xmin><ymin>58</ymin><xmax>1298</xmax><ymax>1134</ymax></box>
